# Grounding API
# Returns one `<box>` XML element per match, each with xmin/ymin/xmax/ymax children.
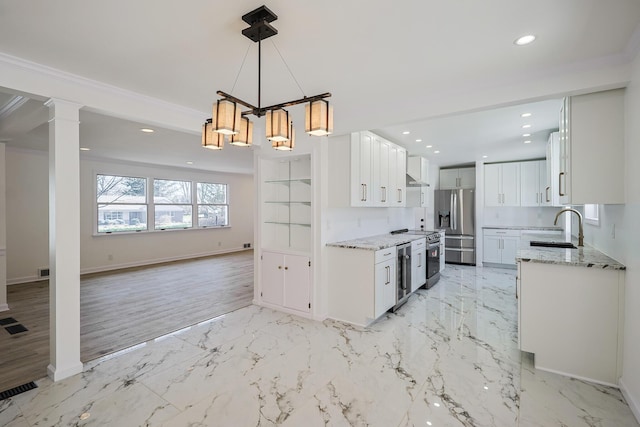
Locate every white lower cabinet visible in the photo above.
<box><xmin>483</xmin><ymin>229</ymin><xmax>520</xmax><ymax>266</ymax></box>
<box><xmin>411</xmin><ymin>238</ymin><xmax>427</xmax><ymax>291</ymax></box>
<box><xmin>327</xmin><ymin>246</ymin><xmax>397</xmax><ymax>326</ymax></box>
<box><xmin>260</xmin><ymin>251</ymin><xmax>311</xmax><ymax>313</ymax></box>
<box><xmin>519</xmin><ymin>261</ymin><xmax>624</xmax><ymax>385</ymax></box>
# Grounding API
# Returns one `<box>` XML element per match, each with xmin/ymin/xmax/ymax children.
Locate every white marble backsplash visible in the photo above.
<box><xmin>1</xmin><ymin>265</ymin><xmax>637</xmax><ymax>426</ymax></box>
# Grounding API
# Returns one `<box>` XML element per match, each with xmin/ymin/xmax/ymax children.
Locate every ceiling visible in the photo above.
<box><xmin>0</xmin><ymin>1</ymin><xmax>639</xmax><ymax>171</ymax></box>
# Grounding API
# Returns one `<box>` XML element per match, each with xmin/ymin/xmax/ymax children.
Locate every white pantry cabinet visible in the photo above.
<box><xmin>484</xmin><ymin>163</ymin><xmax>520</xmax><ymax>207</ymax></box>
<box><xmin>483</xmin><ymin>229</ymin><xmax>520</xmax><ymax>266</ymax></box>
<box><xmin>557</xmin><ymin>89</ymin><xmax>625</xmax><ymax>205</ymax></box>
<box><xmin>261</xmin><ymin>251</ymin><xmax>311</xmax><ymax>314</ymax></box>
<box><xmin>440</xmin><ymin>167</ymin><xmax>475</xmax><ymax>189</ymax></box>
<box><xmin>327</xmin><ymin>246</ymin><xmax>397</xmax><ymax>327</ymax></box>
<box><xmin>520</xmin><ymin>160</ymin><xmax>548</xmax><ymax>207</ymax></box>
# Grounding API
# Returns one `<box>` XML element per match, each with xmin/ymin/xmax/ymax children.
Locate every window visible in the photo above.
<box><xmin>197</xmin><ymin>182</ymin><xmax>229</xmax><ymax>227</ymax></box>
<box><xmin>154</xmin><ymin>179</ymin><xmax>193</xmax><ymax>230</ymax></box>
<box><xmin>97</xmin><ymin>174</ymin><xmax>147</xmax><ymax>233</ymax></box>
<box><xmin>584</xmin><ymin>204</ymin><xmax>599</xmax><ymax>226</ymax></box>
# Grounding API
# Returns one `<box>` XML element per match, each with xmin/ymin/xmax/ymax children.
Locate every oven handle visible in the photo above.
<box><xmin>427</xmin><ymin>242</ymin><xmax>440</xmax><ymax>249</ymax></box>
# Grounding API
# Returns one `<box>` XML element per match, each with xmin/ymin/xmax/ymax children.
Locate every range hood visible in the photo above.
<box><xmin>406</xmin><ymin>156</ymin><xmax>430</xmax><ymax>186</ymax></box>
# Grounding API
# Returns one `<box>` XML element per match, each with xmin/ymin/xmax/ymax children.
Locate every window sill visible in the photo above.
<box><xmin>93</xmin><ymin>225</ymin><xmax>232</xmax><ymax>237</ymax></box>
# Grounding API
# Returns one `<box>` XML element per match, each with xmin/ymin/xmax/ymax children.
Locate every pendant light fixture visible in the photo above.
<box><xmin>230</xmin><ymin>116</ymin><xmax>254</xmax><ymax>146</ymax></box>
<box><xmin>201</xmin><ymin>5</ymin><xmax>333</xmax><ymax>152</ymax></box>
<box><xmin>202</xmin><ymin>119</ymin><xmax>225</xmax><ymax>150</ymax></box>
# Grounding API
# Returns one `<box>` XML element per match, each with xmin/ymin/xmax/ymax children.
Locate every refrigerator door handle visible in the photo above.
<box><xmin>452</xmin><ymin>193</ymin><xmax>457</xmax><ymax>231</ymax></box>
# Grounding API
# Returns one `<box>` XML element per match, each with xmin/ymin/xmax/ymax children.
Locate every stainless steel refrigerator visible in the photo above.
<box><xmin>434</xmin><ymin>189</ymin><xmax>476</xmax><ymax>265</ymax></box>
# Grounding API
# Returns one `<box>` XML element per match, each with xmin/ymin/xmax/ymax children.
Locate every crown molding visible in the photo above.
<box><xmin>0</xmin><ymin>52</ymin><xmax>206</xmax><ymax>133</ymax></box>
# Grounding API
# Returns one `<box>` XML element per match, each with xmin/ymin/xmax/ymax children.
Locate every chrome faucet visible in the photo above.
<box><xmin>553</xmin><ymin>208</ymin><xmax>584</xmax><ymax>246</ymax></box>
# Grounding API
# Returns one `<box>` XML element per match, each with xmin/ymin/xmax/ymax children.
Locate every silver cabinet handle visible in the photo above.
<box><xmin>364</xmin><ymin>184</ymin><xmax>368</xmax><ymax>201</ymax></box>
<box><xmin>421</xmin><ymin>192</ymin><xmax>424</xmax><ymax>205</ymax></box>
<box><xmin>385</xmin><ymin>266</ymin><xmax>390</xmax><ymax>284</ymax></box>
<box><xmin>418</xmin><ymin>255</ymin><xmax>422</xmax><ymax>268</ymax></box>
<box><xmin>361</xmin><ymin>184</ymin><xmax>365</xmax><ymax>201</ymax></box>
<box><xmin>398</xmin><ymin>188</ymin><xmax>402</xmax><ymax>203</ymax></box>
<box><xmin>559</xmin><ymin>172</ymin><xmax>565</xmax><ymax>196</ymax></box>
<box><xmin>546</xmin><ymin>186</ymin><xmax>550</xmax><ymax>202</ymax></box>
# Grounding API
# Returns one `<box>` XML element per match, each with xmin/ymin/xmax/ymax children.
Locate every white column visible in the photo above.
<box><xmin>45</xmin><ymin>98</ymin><xmax>83</xmax><ymax>381</ymax></box>
<box><xmin>0</xmin><ymin>143</ymin><xmax>7</xmax><ymax>312</ymax></box>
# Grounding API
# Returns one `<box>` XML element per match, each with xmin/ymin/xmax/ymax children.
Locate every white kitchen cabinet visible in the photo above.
<box><xmin>411</xmin><ymin>238</ymin><xmax>427</xmax><ymax>292</ymax></box>
<box><xmin>557</xmin><ymin>89</ymin><xmax>625</xmax><ymax>205</ymax></box>
<box><xmin>439</xmin><ymin>167</ymin><xmax>475</xmax><ymax>189</ymax></box>
<box><xmin>327</xmin><ymin>246</ymin><xmax>397</xmax><ymax>327</ymax></box>
<box><xmin>439</xmin><ymin>230</ymin><xmax>445</xmax><ymax>272</ymax></box>
<box><xmin>350</xmin><ymin>131</ymin><xmax>375</xmax><ymax>206</ymax></box>
<box><xmin>394</xmin><ymin>146</ymin><xmax>407</xmax><ymax>206</ymax></box>
<box><xmin>483</xmin><ymin>229</ymin><xmax>520</xmax><ymax>266</ymax></box>
<box><xmin>545</xmin><ymin>132</ymin><xmax>561</xmax><ymax>206</ymax></box>
<box><xmin>260</xmin><ymin>251</ymin><xmax>311</xmax><ymax>314</ymax></box>
<box><xmin>520</xmin><ymin>160</ymin><xmax>548</xmax><ymax>207</ymax></box>
<box><xmin>519</xmin><ymin>261</ymin><xmax>624</xmax><ymax>385</ymax></box>
<box><xmin>373</xmin><ymin>137</ymin><xmax>390</xmax><ymax>206</ymax></box>
<box><xmin>407</xmin><ymin>156</ymin><xmax>429</xmax><ymax>184</ymax></box>
<box><xmin>484</xmin><ymin>162</ymin><xmax>520</xmax><ymax>207</ymax></box>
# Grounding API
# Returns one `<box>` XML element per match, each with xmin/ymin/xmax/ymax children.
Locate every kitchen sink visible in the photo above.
<box><xmin>530</xmin><ymin>240</ymin><xmax>577</xmax><ymax>249</ymax></box>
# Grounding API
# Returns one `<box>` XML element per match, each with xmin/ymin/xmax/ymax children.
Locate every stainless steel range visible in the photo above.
<box><xmin>390</xmin><ymin>229</ymin><xmax>441</xmax><ymax>296</ymax></box>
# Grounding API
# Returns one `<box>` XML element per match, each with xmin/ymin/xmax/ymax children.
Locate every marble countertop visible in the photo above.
<box><xmin>327</xmin><ymin>233</ymin><xmax>428</xmax><ymax>251</ymax></box>
<box><xmin>516</xmin><ymin>234</ymin><xmax>626</xmax><ymax>270</ymax></box>
<box><xmin>483</xmin><ymin>225</ymin><xmax>563</xmax><ymax>231</ymax></box>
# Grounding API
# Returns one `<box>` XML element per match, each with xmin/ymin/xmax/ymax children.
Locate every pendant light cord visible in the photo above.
<box><xmin>271</xmin><ymin>40</ymin><xmax>306</xmax><ymax>98</ymax></box>
<box><xmin>230</xmin><ymin>43</ymin><xmax>252</xmax><ymax>96</ymax></box>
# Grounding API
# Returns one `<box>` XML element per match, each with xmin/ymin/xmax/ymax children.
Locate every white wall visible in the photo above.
<box><xmin>5</xmin><ymin>148</ymin><xmax>254</xmax><ymax>283</ymax></box>
<box><xmin>585</xmin><ymin>52</ymin><xmax>640</xmax><ymax>420</ymax></box>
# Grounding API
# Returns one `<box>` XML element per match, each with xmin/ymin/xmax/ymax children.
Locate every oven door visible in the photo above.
<box><xmin>426</xmin><ymin>241</ymin><xmax>440</xmax><ymax>279</ymax></box>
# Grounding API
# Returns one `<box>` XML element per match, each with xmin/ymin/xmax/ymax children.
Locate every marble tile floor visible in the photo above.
<box><xmin>1</xmin><ymin>265</ymin><xmax>638</xmax><ymax>426</ymax></box>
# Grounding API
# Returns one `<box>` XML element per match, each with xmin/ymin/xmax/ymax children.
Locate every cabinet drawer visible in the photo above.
<box><xmin>484</xmin><ymin>229</ymin><xmax>521</xmax><ymax>238</ymax></box>
<box><xmin>411</xmin><ymin>238</ymin><xmax>426</xmax><ymax>251</ymax></box>
<box><xmin>375</xmin><ymin>247</ymin><xmax>397</xmax><ymax>264</ymax></box>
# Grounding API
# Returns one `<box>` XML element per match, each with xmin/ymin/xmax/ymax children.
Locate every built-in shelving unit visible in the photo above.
<box><xmin>261</xmin><ymin>156</ymin><xmax>312</xmax><ymax>252</ymax></box>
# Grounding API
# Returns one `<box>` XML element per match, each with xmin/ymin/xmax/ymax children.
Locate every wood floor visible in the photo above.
<box><xmin>0</xmin><ymin>250</ymin><xmax>254</xmax><ymax>392</ymax></box>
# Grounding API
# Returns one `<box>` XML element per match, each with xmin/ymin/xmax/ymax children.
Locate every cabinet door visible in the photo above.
<box><xmin>261</xmin><ymin>251</ymin><xmax>284</xmax><ymax>306</ymax></box>
<box><xmin>538</xmin><ymin>161</ymin><xmax>549</xmax><ymax>206</ymax></box>
<box><xmin>396</xmin><ymin>148</ymin><xmax>406</xmax><ymax>206</ymax></box>
<box><xmin>484</xmin><ymin>164</ymin><xmax>501</xmax><ymax>206</ymax></box>
<box><xmin>412</xmin><ymin>248</ymin><xmax>427</xmax><ymax>291</ymax></box>
<box><xmin>458</xmin><ymin>167</ymin><xmax>475</xmax><ymax>189</ymax></box>
<box><xmin>375</xmin><ymin>138</ymin><xmax>390</xmax><ymax>206</ymax></box>
<box><xmin>350</xmin><ymin>132</ymin><xmax>373</xmax><ymax>206</ymax></box>
<box><xmin>283</xmin><ymin>254</ymin><xmax>311</xmax><ymax>313</ymax></box>
<box><xmin>374</xmin><ymin>258</ymin><xmax>396</xmax><ymax>318</ymax></box>
<box><xmin>501</xmin><ymin>236</ymin><xmax>520</xmax><ymax>265</ymax></box>
<box><xmin>439</xmin><ymin>169</ymin><xmax>459</xmax><ymax>190</ymax></box>
<box><xmin>501</xmin><ymin>163</ymin><xmax>521</xmax><ymax>206</ymax></box>
<box><xmin>483</xmin><ymin>235</ymin><xmax>502</xmax><ymax>264</ymax></box>
<box><xmin>520</xmin><ymin>161</ymin><xmax>540</xmax><ymax>207</ymax></box>
<box><xmin>558</xmin><ymin>98</ymin><xmax>571</xmax><ymax>204</ymax></box>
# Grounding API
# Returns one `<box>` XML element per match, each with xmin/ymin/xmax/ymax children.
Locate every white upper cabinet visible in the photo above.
<box><xmin>520</xmin><ymin>160</ymin><xmax>548</xmax><ymax>207</ymax></box>
<box><xmin>557</xmin><ymin>89</ymin><xmax>625</xmax><ymax>205</ymax></box>
<box><xmin>374</xmin><ymin>137</ymin><xmax>390</xmax><ymax>206</ymax></box>
<box><xmin>546</xmin><ymin>132</ymin><xmax>561</xmax><ymax>206</ymax></box>
<box><xmin>407</xmin><ymin>156</ymin><xmax>429</xmax><ymax>184</ymax></box>
<box><xmin>350</xmin><ymin>132</ymin><xmax>375</xmax><ymax>206</ymax></box>
<box><xmin>440</xmin><ymin>167</ymin><xmax>475</xmax><ymax>189</ymax></box>
<box><xmin>485</xmin><ymin>163</ymin><xmax>520</xmax><ymax>206</ymax></box>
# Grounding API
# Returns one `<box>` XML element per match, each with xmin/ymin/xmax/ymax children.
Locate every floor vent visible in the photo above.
<box><xmin>0</xmin><ymin>381</ymin><xmax>38</xmax><ymax>401</ymax></box>
<box><xmin>38</xmin><ymin>267</ymin><xmax>50</xmax><ymax>278</ymax></box>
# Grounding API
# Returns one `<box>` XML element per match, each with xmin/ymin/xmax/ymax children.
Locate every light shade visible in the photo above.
<box><xmin>305</xmin><ymin>100</ymin><xmax>333</xmax><ymax>136</ymax></box>
<box><xmin>202</xmin><ymin>119</ymin><xmax>225</xmax><ymax>150</ymax></box>
<box><xmin>212</xmin><ymin>99</ymin><xmax>241</xmax><ymax>135</ymax></box>
<box><xmin>230</xmin><ymin>116</ymin><xmax>254</xmax><ymax>147</ymax></box>
<box><xmin>266</xmin><ymin>109</ymin><xmax>291</xmax><ymax>142</ymax></box>
<box><xmin>272</xmin><ymin>122</ymin><xmax>295</xmax><ymax>151</ymax></box>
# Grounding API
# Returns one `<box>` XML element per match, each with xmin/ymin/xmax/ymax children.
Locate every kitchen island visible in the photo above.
<box><xmin>516</xmin><ymin>234</ymin><xmax>626</xmax><ymax>386</ymax></box>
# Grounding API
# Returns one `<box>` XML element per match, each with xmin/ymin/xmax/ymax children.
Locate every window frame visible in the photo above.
<box><xmin>584</xmin><ymin>204</ymin><xmax>600</xmax><ymax>226</ymax></box>
<box><xmin>153</xmin><ymin>178</ymin><xmax>194</xmax><ymax>231</ymax></box>
<box><xmin>96</xmin><ymin>174</ymin><xmax>149</xmax><ymax>234</ymax></box>
<box><xmin>196</xmin><ymin>182</ymin><xmax>230</xmax><ymax>228</ymax></box>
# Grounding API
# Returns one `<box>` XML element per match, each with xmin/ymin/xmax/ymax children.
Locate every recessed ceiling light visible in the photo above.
<box><xmin>415</xmin><ymin>139</ymin><xmax>422</xmax><ymax>142</ymax></box>
<box><xmin>402</xmin><ymin>131</ymin><xmax>410</xmax><ymax>135</ymax></box>
<box><xmin>434</xmin><ymin>150</ymin><xmax>440</xmax><ymax>154</ymax></box>
<box><xmin>426</xmin><ymin>145</ymin><xmax>433</xmax><ymax>148</ymax></box>
<box><xmin>522</xmin><ymin>133</ymin><xmax>531</xmax><ymax>137</ymax></box>
<box><xmin>515</xmin><ymin>35</ymin><xmax>536</xmax><ymax>46</ymax></box>
<box><xmin>524</xmin><ymin>140</ymin><xmax>532</xmax><ymax>144</ymax></box>
<box><xmin>140</xmin><ymin>128</ymin><xmax>155</xmax><ymax>133</ymax></box>
<box><xmin>482</xmin><ymin>155</ymin><xmax>488</xmax><ymax>158</ymax></box>
<box><xmin>521</xmin><ymin>112</ymin><xmax>532</xmax><ymax>118</ymax></box>
<box><xmin>522</xmin><ymin>124</ymin><xmax>531</xmax><ymax>129</ymax></box>
<box><xmin>79</xmin><ymin>147</ymin><xmax>91</xmax><ymax>151</ymax></box>
<box><xmin>186</xmin><ymin>161</ymin><xmax>194</xmax><ymax>165</ymax></box>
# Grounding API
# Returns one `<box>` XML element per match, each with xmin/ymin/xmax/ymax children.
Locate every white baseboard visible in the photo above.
<box><xmin>620</xmin><ymin>377</ymin><xmax>640</xmax><ymax>423</ymax></box>
<box><xmin>6</xmin><ymin>248</ymin><xmax>251</xmax><ymax>284</ymax></box>
<box><xmin>534</xmin><ymin>364</ymin><xmax>619</xmax><ymax>388</ymax></box>
<box><xmin>0</xmin><ymin>303</ymin><xmax>9</xmax><ymax>312</ymax></box>
<box><xmin>47</xmin><ymin>361</ymin><xmax>83</xmax><ymax>382</ymax></box>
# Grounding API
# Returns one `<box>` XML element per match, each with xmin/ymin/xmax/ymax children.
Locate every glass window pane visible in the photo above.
<box><xmin>154</xmin><ymin>179</ymin><xmax>191</xmax><ymax>203</ymax></box>
<box><xmin>97</xmin><ymin>175</ymin><xmax>146</xmax><ymax>204</ymax></box>
<box><xmin>198</xmin><ymin>205</ymin><xmax>228</xmax><ymax>227</ymax></box>
<box><xmin>98</xmin><ymin>205</ymin><xmax>147</xmax><ymax>233</ymax></box>
<box><xmin>155</xmin><ymin>205</ymin><xmax>193</xmax><ymax>229</ymax></box>
<box><xmin>197</xmin><ymin>183</ymin><xmax>227</xmax><ymax>204</ymax></box>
